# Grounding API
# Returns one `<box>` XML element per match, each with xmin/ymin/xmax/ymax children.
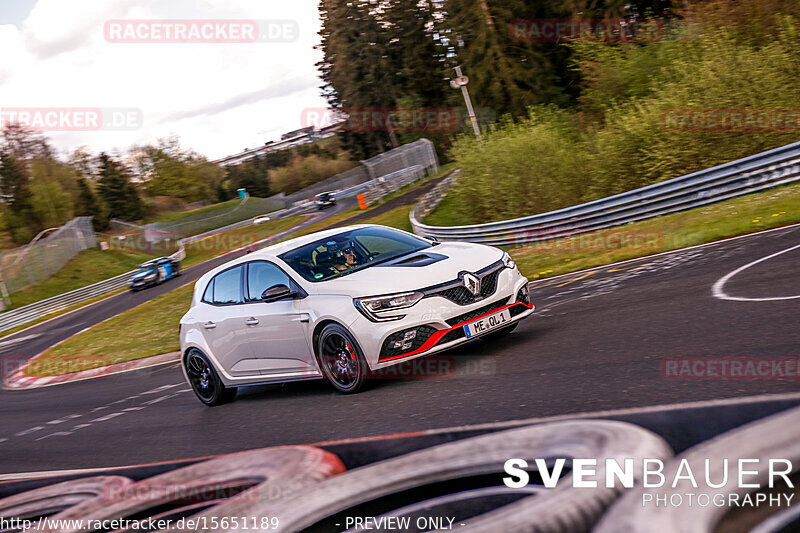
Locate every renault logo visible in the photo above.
<box><xmin>461</xmin><ymin>272</ymin><xmax>481</xmax><ymax>297</ymax></box>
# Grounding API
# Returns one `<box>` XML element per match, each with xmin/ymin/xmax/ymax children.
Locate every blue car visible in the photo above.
<box><xmin>129</xmin><ymin>257</ymin><xmax>181</xmax><ymax>291</ymax></box>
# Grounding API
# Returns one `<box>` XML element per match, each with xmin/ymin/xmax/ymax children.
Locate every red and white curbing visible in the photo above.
<box><xmin>3</xmin><ymin>352</ymin><xmax>181</xmax><ymax>391</ymax></box>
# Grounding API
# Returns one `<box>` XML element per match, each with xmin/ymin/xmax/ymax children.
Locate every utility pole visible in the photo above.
<box><xmin>450</xmin><ymin>66</ymin><xmax>481</xmax><ymax>140</ymax></box>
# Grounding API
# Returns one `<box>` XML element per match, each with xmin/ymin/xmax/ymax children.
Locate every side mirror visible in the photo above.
<box><xmin>261</xmin><ymin>284</ymin><xmax>296</xmax><ymax>302</ymax></box>
<box><xmin>425</xmin><ymin>235</ymin><xmax>439</xmax><ymax>244</ymax></box>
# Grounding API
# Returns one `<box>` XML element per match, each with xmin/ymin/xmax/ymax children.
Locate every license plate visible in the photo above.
<box><xmin>463</xmin><ymin>309</ymin><xmax>512</xmax><ymax>338</ymax></box>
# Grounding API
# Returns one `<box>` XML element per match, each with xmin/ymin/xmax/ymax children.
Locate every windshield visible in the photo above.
<box><xmin>278</xmin><ymin>226</ymin><xmax>431</xmax><ymax>282</ymax></box>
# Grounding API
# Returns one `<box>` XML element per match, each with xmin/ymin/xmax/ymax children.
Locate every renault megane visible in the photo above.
<box><xmin>179</xmin><ymin>224</ymin><xmax>533</xmax><ymax>405</ymax></box>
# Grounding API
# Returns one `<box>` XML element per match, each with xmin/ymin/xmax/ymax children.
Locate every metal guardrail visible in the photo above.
<box><xmin>411</xmin><ymin>141</ymin><xmax>800</xmax><ymax>245</ymax></box>
<box><xmin>0</xmin><ymin>271</ymin><xmax>133</xmax><ymax>333</ymax></box>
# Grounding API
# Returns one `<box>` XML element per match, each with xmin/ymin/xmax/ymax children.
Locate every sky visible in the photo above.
<box><xmin>0</xmin><ymin>0</ymin><xmax>327</xmax><ymax>160</ymax></box>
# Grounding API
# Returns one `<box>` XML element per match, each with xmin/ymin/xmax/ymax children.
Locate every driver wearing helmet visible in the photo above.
<box><xmin>331</xmin><ymin>242</ymin><xmax>358</xmax><ymax>272</ymax></box>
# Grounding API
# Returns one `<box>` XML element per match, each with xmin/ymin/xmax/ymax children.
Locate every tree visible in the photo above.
<box><xmin>130</xmin><ymin>138</ymin><xmax>223</xmax><ymax>202</ymax></box>
<box><xmin>439</xmin><ymin>0</ymin><xmax>579</xmax><ymax>119</ymax></box>
<box><xmin>0</xmin><ymin>151</ymin><xmax>38</xmax><ymax>243</ymax></box>
<box><xmin>317</xmin><ymin>0</ymin><xmax>400</xmax><ymax>157</ymax></box>
<box><xmin>1</xmin><ymin>123</ymin><xmax>53</xmax><ymax>162</ymax></box>
<box><xmin>96</xmin><ymin>153</ymin><xmax>144</xmax><ymax>221</ymax></box>
<box><xmin>75</xmin><ymin>178</ymin><xmax>108</xmax><ymax>231</ymax></box>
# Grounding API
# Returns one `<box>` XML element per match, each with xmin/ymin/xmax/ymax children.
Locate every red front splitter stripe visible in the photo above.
<box><xmin>378</xmin><ymin>301</ymin><xmax>533</xmax><ymax>363</ymax></box>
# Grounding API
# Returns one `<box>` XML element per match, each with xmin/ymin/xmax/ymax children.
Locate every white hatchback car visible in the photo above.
<box><xmin>179</xmin><ymin>225</ymin><xmax>534</xmax><ymax>405</ymax></box>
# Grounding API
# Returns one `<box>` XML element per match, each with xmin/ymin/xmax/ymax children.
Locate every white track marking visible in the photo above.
<box><xmin>0</xmin><ymin>334</ymin><xmax>41</xmax><ymax>351</ymax></box>
<box><xmin>14</xmin><ymin>426</ymin><xmax>44</xmax><ymax>437</ymax></box>
<box><xmin>141</xmin><ymin>383</ymin><xmax>182</xmax><ymax>395</ymax></box>
<box><xmin>36</xmin><ymin>432</ymin><xmax>72</xmax><ymax>441</ymax></box>
<box><xmin>712</xmin><ymin>243</ymin><xmax>800</xmax><ymax>302</ymax></box>
<box><xmin>91</xmin><ymin>412</ymin><xmax>125</xmax><ymax>422</ymax></box>
<box><xmin>46</xmin><ymin>414</ymin><xmax>82</xmax><ymax>425</ymax></box>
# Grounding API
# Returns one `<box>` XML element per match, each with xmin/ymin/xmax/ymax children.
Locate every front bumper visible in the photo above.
<box><xmin>354</xmin><ymin>265</ymin><xmax>534</xmax><ymax>370</ymax></box>
<box><xmin>129</xmin><ymin>277</ymin><xmax>156</xmax><ymax>289</ymax></box>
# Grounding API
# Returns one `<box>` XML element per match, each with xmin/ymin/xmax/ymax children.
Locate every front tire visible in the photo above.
<box><xmin>316</xmin><ymin>324</ymin><xmax>369</xmax><ymax>394</ymax></box>
<box><xmin>185</xmin><ymin>349</ymin><xmax>237</xmax><ymax>406</ymax></box>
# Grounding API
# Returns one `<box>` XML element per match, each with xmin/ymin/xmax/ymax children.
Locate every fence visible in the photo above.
<box><xmin>144</xmin><ymin>196</ymin><xmax>285</xmax><ymax>241</ymax></box>
<box><xmin>361</xmin><ymin>166</ymin><xmax>426</xmax><ymax>206</ymax></box>
<box><xmin>411</xmin><ymin>141</ymin><xmax>800</xmax><ymax>245</ymax></box>
<box><xmin>0</xmin><ymin>217</ymin><xmax>97</xmax><ymax>299</ymax></box>
<box><xmin>362</xmin><ymin>138</ymin><xmax>439</xmax><ymax>180</ymax></box>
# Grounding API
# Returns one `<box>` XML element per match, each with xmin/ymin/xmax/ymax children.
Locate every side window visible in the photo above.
<box><xmin>202</xmin><ymin>279</ymin><xmax>214</xmax><ymax>303</ymax></box>
<box><xmin>212</xmin><ymin>265</ymin><xmax>244</xmax><ymax>305</ymax></box>
<box><xmin>247</xmin><ymin>262</ymin><xmax>290</xmax><ymax>302</ymax></box>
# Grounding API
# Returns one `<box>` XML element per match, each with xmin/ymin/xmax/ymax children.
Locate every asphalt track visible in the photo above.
<box><xmin>0</xmin><ymin>223</ymin><xmax>798</xmax><ymax>474</ymax></box>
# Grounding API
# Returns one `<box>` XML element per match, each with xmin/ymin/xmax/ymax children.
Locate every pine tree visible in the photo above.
<box><xmin>0</xmin><ymin>151</ymin><xmax>39</xmax><ymax>243</ymax></box>
<box><xmin>0</xmin><ymin>152</ymin><xmax>34</xmax><ymax>213</ymax></box>
<box><xmin>75</xmin><ymin>178</ymin><xmax>108</xmax><ymax>231</ymax></box>
<box><xmin>318</xmin><ymin>0</ymin><xmax>400</xmax><ymax>158</ymax></box>
<box><xmin>96</xmin><ymin>153</ymin><xmax>144</xmax><ymax>221</ymax></box>
<box><xmin>440</xmin><ymin>0</ymin><xmax>578</xmax><ymax>119</ymax></box>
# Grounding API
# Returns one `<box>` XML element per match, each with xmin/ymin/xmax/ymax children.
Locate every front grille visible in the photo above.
<box><xmin>446</xmin><ymin>298</ymin><xmax>509</xmax><ymax>327</ymax></box>
<box><xmin>380</xmin><ymin>325</ymin><xmax>438</xmax><ymax>358</ymax></box>
<box><xmin>424</xmin><ymin>262</ymin><xmax>503</xmax><ymax>306</ymax></box>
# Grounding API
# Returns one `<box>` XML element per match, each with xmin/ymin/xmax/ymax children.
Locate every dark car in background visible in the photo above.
<box><xmin>315</xmin><ymin>191</ymin><xmax>336</xmax><ymax>210</ymax></box>
<box><xmin>129</xmin><ymin>257</ymin><xmax>181</xmax><ymax>291</ymax></box>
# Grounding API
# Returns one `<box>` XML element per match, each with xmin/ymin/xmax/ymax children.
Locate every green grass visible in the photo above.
<box><xmin>146</xmin><ymin>198</ymin><xmax>246</xmax><ymax>224</ymax></box>
<box><xmin>29</xmin><ymin>284</ymin><xmax>193</xmax><ymax>376</ymax></box>
<box><xmin>509</xmin><ymin>182</ymin><xmax>800</xmax><ymax>280</ymax></box>
<box><xmin>361</xmin><ymin>205</ymin><xmax>415</xmax><ymax>232</ymax></box>
<box><xmin>422</xmin><ymin>190</ymin><xmax>467</xmax><ymax>227</ymax></box>
<box><xmin>5</xmin><ymin>248</ymin><xmax>157</xmax><ymax>310</ymax></box>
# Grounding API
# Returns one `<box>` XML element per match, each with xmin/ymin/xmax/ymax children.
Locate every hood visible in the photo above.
<box><xmin>311</xmin><ymin>242</ymin><xmax>503</xmax><ymax>297</ymax></box>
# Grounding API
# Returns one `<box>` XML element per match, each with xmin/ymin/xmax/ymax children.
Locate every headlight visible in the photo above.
<box><xmin>354</xmin><ymin>291</ymin><xmax>424</xmax><ymax>322</ymax></box>
<box><xmin>502</xmin><ymin>252</ymin><xmax>516</xmax><ymax>271</ymax></box>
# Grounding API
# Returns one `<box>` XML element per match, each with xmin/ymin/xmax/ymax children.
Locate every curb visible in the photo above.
<box><xmin>2</xmin><ymin>352</ymin><xmax>181</xmax><ymax>391</ymax></box>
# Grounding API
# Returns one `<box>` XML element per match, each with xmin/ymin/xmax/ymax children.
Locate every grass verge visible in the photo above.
<box><xmin>508</xmin><ymin>182</ymin><xmax>799</xmax><ymax>279</ymax></box>
<box><xmin>28</xmin><ymin>284</ymin><xmax>193</xmax><ymax>377</ymax></box>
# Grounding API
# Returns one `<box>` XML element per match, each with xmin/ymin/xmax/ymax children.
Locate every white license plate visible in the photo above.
<box><xmin>464</xmin><ymin>309</ymin><xmax>512</xmax><ymax>338</ymax></box>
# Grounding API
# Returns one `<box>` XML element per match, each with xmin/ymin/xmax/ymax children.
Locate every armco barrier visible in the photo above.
<box><xmin>410</xmin><ymin>141</ymin><xmax>800</xmax><ymax>245</ymax></box>
<box><xmin>0</xmin><ymin>271</ymin><xmax>133</xmax><ymax>333</ymax></box>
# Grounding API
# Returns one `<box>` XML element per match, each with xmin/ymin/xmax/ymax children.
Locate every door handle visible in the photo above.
<box><xmin>299</xmin><ymin>313</ymin><xmax>310</xmax><ymax>323</ymax></box>
<box><xmin>245</xmin><ymin>317</ymin><xmax>260</xmax><ymax>326</ymax></box>
<box><xmin>203</xmin><ymin>321</ymin><xmax>216</xmax><ymax>329</ymax></box>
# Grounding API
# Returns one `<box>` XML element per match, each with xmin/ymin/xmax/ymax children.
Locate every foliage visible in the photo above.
<box><xmin>435</xmin><ymin>17</ymin><xmax>800</xmax><ymax>225</ymax></box>
<box><xmin>96</xmin><ymin>153</ymin><xmax>144</xmax><ymax>222</ymax></box>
